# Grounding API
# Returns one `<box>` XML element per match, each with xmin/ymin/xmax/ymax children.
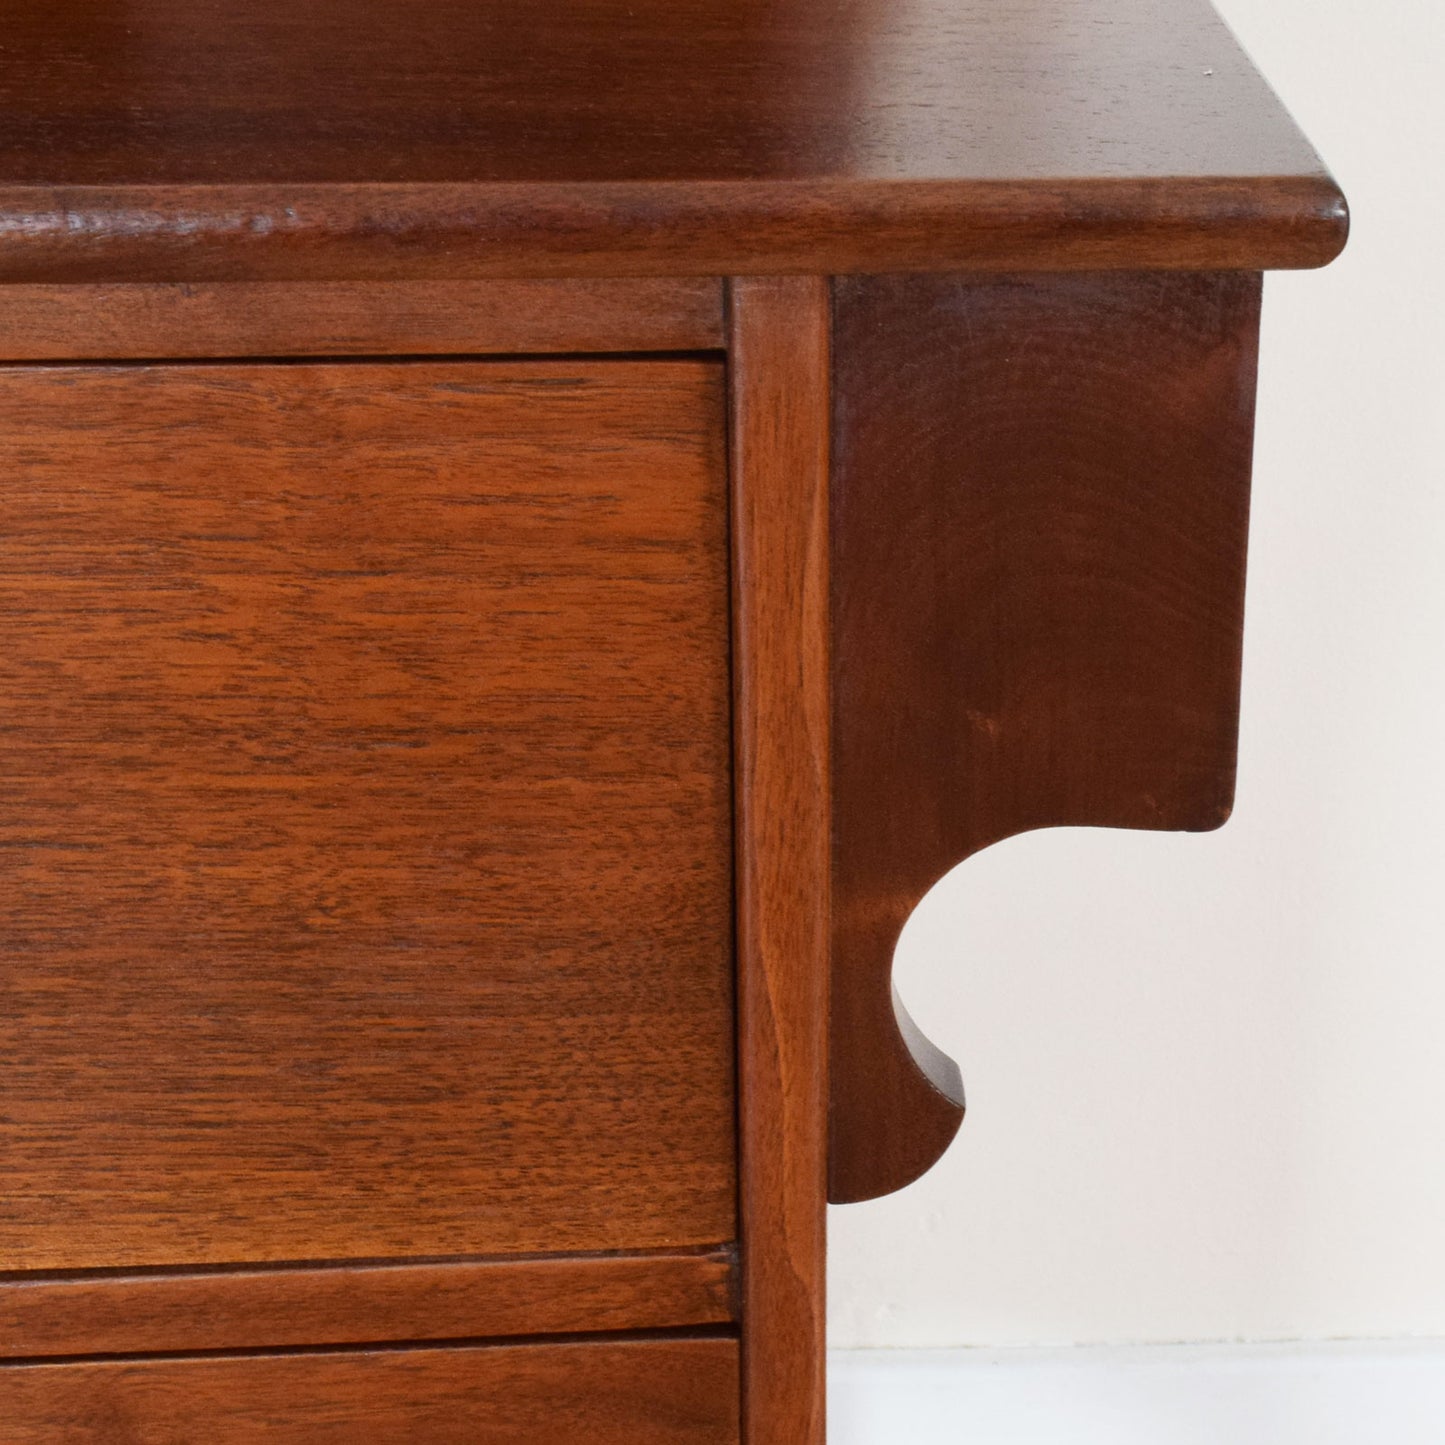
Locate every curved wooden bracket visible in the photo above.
<box><xmin>828</xmin><ymin>271</ymin><xmax>1262</xmax><ymax>1203</ymax></box>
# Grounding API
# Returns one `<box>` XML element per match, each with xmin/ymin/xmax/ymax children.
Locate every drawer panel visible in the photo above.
<box><xmin>0</xmin><ymin>1336</ymin><xmax>741</xmax><ymax>1444</ymax></box>
<box><xmin>0</xmin><ymin>1251</ymin><xmax>737</xmax><ymax>1359</ymax></box>
<box><xmin>0</xmin><ymin>360</ymin><xmax>735</xmax><ymax>1269</ymax></box>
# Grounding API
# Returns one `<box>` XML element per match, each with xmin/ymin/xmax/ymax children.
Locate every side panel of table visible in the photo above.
<box><xmin>827</xmin><ymin>271</ymin><xmax>1263</xmax><ymax>1203</ymax></box>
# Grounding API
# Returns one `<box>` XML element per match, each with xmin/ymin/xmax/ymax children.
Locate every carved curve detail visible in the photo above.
<box><xmin>828</xmin><ymin>270</ymin><xmax>1263</xmax><ymax>1204</ymax></box>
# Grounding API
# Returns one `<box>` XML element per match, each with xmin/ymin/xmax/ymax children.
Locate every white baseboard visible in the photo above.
<box><xmin>828</xmin><ymin>1341</ymin><xmax>1445</xmax><ymax>1444</ymax></box>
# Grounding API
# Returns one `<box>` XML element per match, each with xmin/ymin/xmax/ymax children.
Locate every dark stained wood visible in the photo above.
<box><xmin>0</xmin><ymin>178</ymin><xmax>1346</xmax><ymax>285</ymax></box>
<box><xmin>0</xmin><ymin>1336</ymin><xmax>741</xmax><ymax>1444</ymax></box>
<box><xmin>0</xmin><ymin>280</ymin><xmax>725</xmax><ymax>360</ymax></box>
<box><xmin>729</xmin><ymin>277</ymin><xmax>830</xmax><ymax>1445</ymax></box>
<box><xmin>0</xmin><ymin>359</ymin><xmax>737</xmax><ymax>1267</ymax></box>
<box><xmin>0</xmin><ymin>3</ymin><xmax>1351</xmax><ymax>1433</ymax></box>
<box><xmin>828</xmin><ymin>271</ymin><xmax>1262</xmax><ymax>1203</ymax></box>
<box><xmin>0</xmin><ymin>1250</ymin><xmax>736</xmax><ymax>1359</ymax></box>
<box><xmin>0</xmin><ymin>0</ymin><xmax>1344</xmax><ymax>282</ymax></box>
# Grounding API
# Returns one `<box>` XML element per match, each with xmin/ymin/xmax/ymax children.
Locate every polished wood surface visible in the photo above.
<box><xmin>0</xmin><ymin>280</ymin><xmax>725</xmax><ymax>359</ymax></box>
<box><xmin>729</xmin><ymin>277</ymin><xmax>831</xmax><ymax>1445</ymax></box>
<box><xmin>0</xmin><ymin>1249</ymin><xmax>736</xmax><ymax>1359</ymax></box>
<box><xmin>828</xmin><ymin>272</ymin><xmax>1261</xmax><ymax>1203</ymax></box>
<box><xmin>0</xmin><ymin>1</ymin><xmax>1351</xmax><ymax>1431</ymax></box>
<box><xmin>0</xmin><ymin>0</ymin><xmax>1344</xmax><ymax>282</ymax></box>
<box><xmin>0</xmin><ymin>359</ymin><xmax>736</xmax><ymax>1267</ymax></box>
<box><xmin>0</xmin><ymin>1336</ymin><xmax>741</xmax><ymax>1444</ymax></box>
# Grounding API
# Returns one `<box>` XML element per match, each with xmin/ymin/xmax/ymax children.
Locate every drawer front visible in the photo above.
<box><xmin>0</xmin><ymin>1251</ymin><xmax>736</xmax><ymax>1359</ymax></box>
<box><xmin>0</xmin><ymin>1337</ymin><xmax>740</xmax><ymax>1444</ymax></box>
<box><xmin>0</xmin><ymin>360</ymin><xmax>735</xmax><ymax>1269</ymax></box>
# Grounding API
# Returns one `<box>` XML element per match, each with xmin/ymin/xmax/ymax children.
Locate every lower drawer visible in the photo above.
<box><xmin>0</xmin><ymin>1336</ymin><xmax>740</xmax><ymax>1444</ymax></box>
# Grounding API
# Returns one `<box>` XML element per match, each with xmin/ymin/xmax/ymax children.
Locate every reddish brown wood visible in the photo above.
<box><xmin>0</xmin><ymin>7</ymin><xmax>1351</xmax><ymax>1430</ymax></box>
<box><xmin>729</xmin><ymin>277</ymin><xmax>830</xmax><ymax>1445</ymax></box>
<box><xmin>0</xmin><ymin>359</ymin><xmax>736</xmax><ymax>1267</ymax></box>
<box><xmin>0</xmin><ymin>0</ymin><xmax>1344</xmax><ymax>282</ymax></box>
<box><xmin>0</xmin><ymin>1336</ymin><xmax>741</xmax><ymax>1444</ymax></box>
<box><xmin>0</xmin><ymin>279</ymin><xmax>725</xmax><ymax>360</ymax></box>
<box><xmin>828</xmin><ymin>271</ymin><xmax>1262</xmax><ymax>1203</ymax></box>
<box><xmin>0</xmin><ymin>178</ymin><xmax>1346</xmax><ymax>285</ymax></box>
<box><xmin>0</xmin><ymin>1250</ymin><xmax>736</xmax><ymax>1359</ymax></box>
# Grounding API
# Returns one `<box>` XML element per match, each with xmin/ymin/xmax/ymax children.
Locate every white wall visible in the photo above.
<box><xmin>829</xmin><ymin>0</ymin><xmax>1445</xmax><ymax>1349</ymax></box>
<box><xmin>829</xmin><ymin>1344</ymin><xmax>1445</xmax><ymax>1444</ymax></box>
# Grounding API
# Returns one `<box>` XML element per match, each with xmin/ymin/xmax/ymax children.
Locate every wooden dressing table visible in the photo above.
<box><xmin>0</xmin><ymin>1</ymin><xmax>1345</xmax><ymax>1439</ymax></box>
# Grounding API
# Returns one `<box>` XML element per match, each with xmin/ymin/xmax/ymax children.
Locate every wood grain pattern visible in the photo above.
<box><xmin>0</xmin><ymin>280</ymin><xmax>725</xmax><ymax>360</ymax></box>
<box><xmin>0</xmin><ymin>0</ymin><xmax>1344</xmax><ymax>282</ymax></box>
<box><xmin>828</xmin><ymin>272</ymin><xmax>1262</xmax><ymax>1203</ymax></box>
<box><xmin>0</xmin><ymin>1250</ymin><xmax>736</xmax><ymax>1359</ymax></box>
<box><xmin>0</xmin><ymin>1336</ymin><xmax>741</xmax><ymax>1444</ymax></box>
<box><xmin>0</xmin><ymin>359</ymin><xmax>737</xmax><ymax>1268</ymax></box>
<box><xmin>729</xmin><ymin>277</ymin><xmax>830</xmax><ymax>1445</ymax></box>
